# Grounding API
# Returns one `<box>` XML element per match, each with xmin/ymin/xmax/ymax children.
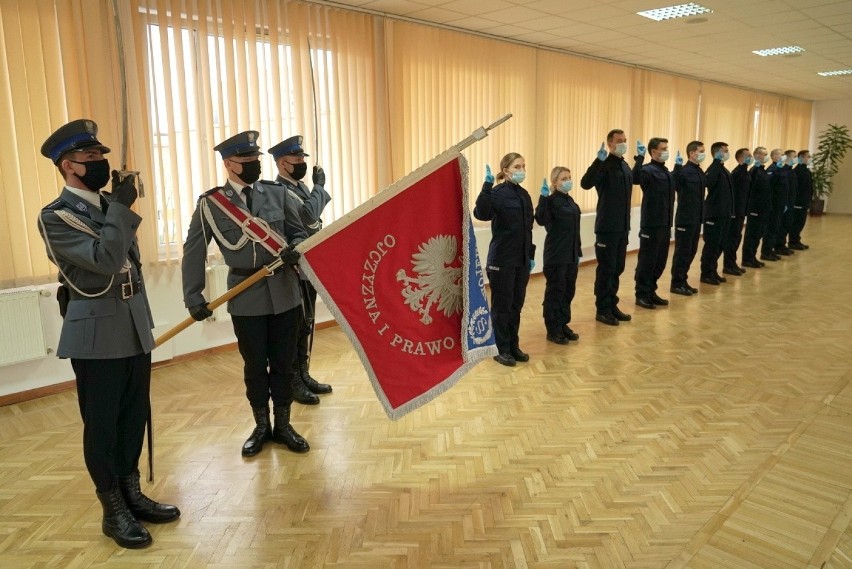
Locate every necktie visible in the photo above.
<box><xmin>243</xmin><ymin>187</ymin><xmax>253</xmax><ymax>212</ymax></box>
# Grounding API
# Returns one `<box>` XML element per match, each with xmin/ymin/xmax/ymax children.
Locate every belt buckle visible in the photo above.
<box><xmin>121</xmin><ymin>282</ymin><xmax>134</xmax><ymax>299</ymax></box>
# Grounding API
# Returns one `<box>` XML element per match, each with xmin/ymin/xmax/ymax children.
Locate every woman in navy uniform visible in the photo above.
<box><xmin>474</xmin><ymin>152</ymin><xmax>535</xmax><ymax>367</ymax></box>
<box><xmin>37</xmin><ymin>120</ymin><xmax>179</xmax><ymax>549</ymax></box>
<box><xmin>535</xmin><ymin>167</ymin><xmax>582</xmax><ymax>345</ymax></box>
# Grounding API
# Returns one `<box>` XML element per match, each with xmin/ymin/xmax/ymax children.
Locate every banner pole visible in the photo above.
<box><xmin>154</xmin><ymin>258</ymin><xmax>285</xmax><ymax>348</ymax></box>
<box><xmin>454</xmin><ymin>113</ymin><xmax>513</xmax><ymax>152</ymax></box>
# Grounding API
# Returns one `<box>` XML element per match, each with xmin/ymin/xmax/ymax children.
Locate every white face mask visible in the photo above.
<box><xmin>696</xmin><ymin>152</ymin><xmax>706</xmax><ymax>163</ymax></box>
<box><xmin>659</xmin><ymin>151</ymin><xmax>670</xmax><ymax>162</ymax></box>
<box><xmin>614</xmin><ymin>142</ymin><xmax>628</xmax><ymax>157</ymax></box>
<box><xmin>559</xmin><ymin>180</ymin><xmax>573</xmax><ymax>193</ymax></box>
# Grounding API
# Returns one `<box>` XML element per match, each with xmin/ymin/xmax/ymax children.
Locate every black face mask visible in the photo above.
<box><xmin>70</xmin><ymin>159</ymin><xmax>111</xmax><ymax>191</ymax></box>
<box><xmin>290</xmin><ymin>162</ymin><xmax>308</xmax><ymax>181</ymax></box>
<box><xmin>236</xmin><ymin>160</ymin><xmax>262</xmax><ymax>185</ymax></box>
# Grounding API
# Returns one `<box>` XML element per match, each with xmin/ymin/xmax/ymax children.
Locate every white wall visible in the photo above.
<box><xmin>0</xmin><ymin>206</ymin><xmax>641</xmax><ymax>398</ymax></box>
<box><xmin>810</xmin><ymin>99</ymin><xmax>852</xmax><ymax>214</ymax></box>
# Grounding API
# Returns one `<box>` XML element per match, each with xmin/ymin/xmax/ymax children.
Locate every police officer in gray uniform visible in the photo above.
<box><xmin>37</xmin><ymin>119</ymin><xmax>179</xmax><ymax>549</ymax></box>
<box><xmin>268</xmin><ymin>135</ymin><xmax>332</xmax><ymax>404</ymax></box>
<box><xmin>181</xmin><ymin>131</ymin><xmax>310</xmax><ymax>457</ymax></box>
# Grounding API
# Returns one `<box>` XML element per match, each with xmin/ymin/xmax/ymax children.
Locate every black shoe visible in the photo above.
<box><xmin>96</xmin><ymin>487</ymin><xmax>152</xmax><ymax>549</ymax></box>
<box><xmin>799</xmin><ymin>242</ymin><xmax>809</xmax><ymax>249</ymax></box>
<box><xmin>686</xmin><ymin>283</ymin><xmax>699</xmax><ymax>293</ymax></box>
<box><xmin>736</xmin><ymin>265</ymin><xmax>746</xmax><ymax>274</ymax></box>
<box><xmin>596</xmin><ymin>312</ymin><xmax>619</xmax><ymax>326</ymax></box>
<box><xmin>118</xmin><ymin>471</ymin><xmax>180</xmax><ymax>524</ymax></box>
<box><xmin>242</xmin><ymin>407</ymin><xmax>272</xmax><ymax>457</ymax></box>
<box><xmin>650</xmin><ymin>293</ymin><xmax>669</xmax><ymax>306</ymax></box>
<box><xmin>299</xmin><ymin>361</ymin><xmax>332</xmax><ymax>394</ymax></box>
<box><xmin>714</xmin><ymin>274</ymin><xmax>728</xmax><ymax>283</ymax></box>
<box><xmin>670</xmin><ymin>285</ymin><xmax>693</xmax><ymax>296</ymax></box>
<box><xmin>722</xmin><ymin>266</ymin><xmax>741</xmax><ymax>276</ymax></box>
<box><xmin>742</xmin><ymin>259</ymin><xmax>762</xmax><ymax>268</ymax></box>
<box><xmin>776</xmin><ymin>247</ymin><xmax>793</xmax><ymax>256</ymax></box>
<box><xmin>700</xmin><ymin>275</ymin><xmax>721</xmax><ymax>285</ymax></box>
<box><xmin>272</xmin><ymin>405</ymin><xmax>310</xmax><ymax>453</ymax></box>
<box><xmin>290</xmin><ymin>370</ymin><xmax>320</xmax><ymax>405</ymax></box>
<box><xmin>562</xmin><ymin>326</ymin><xmax>580</xmax><ymax>341</ymax></box>
<box><xmin>761</xmin><ymin>254</ymin><xmax>779</xmax><ymax>262</ymax></box>
<box><xmin>636</xmin><ymin>297</ymin><xmax>656</xmax><ymax>309</ymax></box>
<box><xmin>757</xmin><ymin>260</ymin><xmax>766</xmax><ymax>267</ymax></box>
<box><xmin>546</xmin><ymin>332</ymin><xmax>569</xmax><ymax>345</ymax></box>
<box><xmin>612</xmin><ymin>306</ymin><xmax>632</xmax><ymax>321</ymax></box>
<box><xmin>510</xmin><ymin>348</ymin><xmax>530</xmax><ymax>362</ymax></box>
<box><xmin>493</xmin><ymin>352</ymin><xmax>516</xmax><ymax>366</ymax></box>
<box><xmin>789</xmin><ymin>243</ymin><xmax>806</xmax><ymax>251</ymax></box>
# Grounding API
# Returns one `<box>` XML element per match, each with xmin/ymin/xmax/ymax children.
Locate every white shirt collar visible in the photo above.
<box><xmin>64</xmin><ymin>185</ymin><xmax>102</xmax><ymax>210</ymax></box>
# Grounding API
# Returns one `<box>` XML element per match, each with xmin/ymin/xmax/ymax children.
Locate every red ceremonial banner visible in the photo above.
<box><xmin>297</xmin><ymin>150</ymin><xmax>496</xmax><ymax>419</ymax></box>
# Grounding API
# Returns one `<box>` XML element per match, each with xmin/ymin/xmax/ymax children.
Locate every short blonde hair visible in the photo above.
<box><xmin>549</xmin><ymin>166</ymin><xmax>571</xmax><ymax>190</ymax></box>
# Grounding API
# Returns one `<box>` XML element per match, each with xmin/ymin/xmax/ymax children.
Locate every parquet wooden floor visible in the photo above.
<box><xmin>2</xmin><ymin>215</ymin><xmax>851</xmax><ymax>569</ymax></box>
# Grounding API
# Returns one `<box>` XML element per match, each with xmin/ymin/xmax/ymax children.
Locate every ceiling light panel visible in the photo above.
<box><xmin>817</xmin><ymin>69</ymin><xmax>852</xmax><ymax>76</ymax></box>
<box><xmin>637</xmin><ymin>3</ymin><xmax>713</xmax><ymax>22</ymax></box>
<box><xmin>752</xmin><ymin>46</ymin><xmax>805</xmax><ymax>56</ymax></box>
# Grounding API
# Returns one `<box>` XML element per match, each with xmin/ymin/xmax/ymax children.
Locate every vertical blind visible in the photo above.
<box><xmin>0</xmin><ymin>0</ymin><xmax>814</xmax><ymax>287</ymax></box>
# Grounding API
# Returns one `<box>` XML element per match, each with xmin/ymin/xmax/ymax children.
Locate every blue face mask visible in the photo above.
<box><xmin>744</xmin><ymin>156</ymin><xmax>754</xmax><ymax>166</ymax></box>
<box><xmin>776</xmin><ymin>158</ymin><xmax>785</xmax><ymax>168</ymax></box>
<box><xmin>559</xmin><ymin>180</ymin><xmax>573</xmax><ymax>193</ymax></box>
<box><xmin>510</xmin><ymin>171</ymin><xmax>526</xmax><ymax>184</ymax></box>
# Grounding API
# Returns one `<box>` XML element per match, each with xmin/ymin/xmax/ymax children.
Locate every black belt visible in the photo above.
<box><xmin>230</xmin><ymin>266</ymin><xmax>280</xmax><ymax>277</ymax></box>
<box><xmin>69</xmin><ymin>279</ymin><xmax>142</xmax><ymax>300</ymax></box>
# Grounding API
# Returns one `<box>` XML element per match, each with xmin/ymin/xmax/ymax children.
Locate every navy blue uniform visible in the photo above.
<box><xmin>535</xmin><ymin>191</ymin><xmax>582</xmax><ymax>335</ymax></box>
<box><xmin>632</xmin><ymin>158</ymin><xmax>675</xmax><ymax>298</ymax></box>
<box><xmin>790</xmin><ymin>166</ymin><xmax>813</xmax><ymax>246</ymax></box>
<box><xmin>474</xmin><ymin>180</ymin><xmax>534</xmax><ymax>354</ymax></box>
<box><xmin>671</xmin><ymin>162</ymin><xmax>705</xmax><ymax>288</ymax></box>
<box><xmin>763</xmin><ymin>163</ymin><xmax>787</xmax><ymax>256</ymax></box>
<box><xmin>742</xmin><ymin>164</ymin><xmax>771</xmax><ymax>263</ymax></box>
<box><xmin>700</xmin><ymin>159</ymin><xmax>734</xmax><ymax>278</ymax></box>
<box><xmin>724</xmin><ymin>163</ymin><xmax>751</xmax><ymax>268</ymax></box>
<box><xmin>580</xmin><ymin>154</ymin><xmax>634</xmax><ymax>314</ymax></box>
<box><xmin>781</xmin><ymin>165</ymin><xmax>798</xmax><ymax>247</ymax></box>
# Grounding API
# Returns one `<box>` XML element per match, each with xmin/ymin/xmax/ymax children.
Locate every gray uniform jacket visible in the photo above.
<box><xmin>37</xmin><ymin>188</ymin><xmax>154</xmax><ymax>359</ymax></box>
<box><xmin>181</xmin><ymin>179</ymin><xmax>308</xmax><ymax>317</ymax></box>
<box><xmin>275</xmin><ymin>175</ymin><xmax>331</xmax><ymax>237</ymax></box>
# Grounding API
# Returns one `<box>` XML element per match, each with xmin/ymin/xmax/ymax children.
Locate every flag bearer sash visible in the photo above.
<box><xmin>296</xmin><ymin>150</ymin><xmax>497</xmax><ymax>419</ymax></box>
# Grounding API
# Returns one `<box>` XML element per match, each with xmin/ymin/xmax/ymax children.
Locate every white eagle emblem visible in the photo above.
<box><xmin>396</xmin><ymin>235</ymin><xmax>463</xmax><ymax>325</ymax></box>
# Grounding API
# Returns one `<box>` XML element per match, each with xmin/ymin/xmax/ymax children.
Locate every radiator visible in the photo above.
<box><xmin>205</xmin><ymin>264</ymin><xmax>231</xmax><ymax>322</ymax></box>
<box><xmin>0</xmin><ymin>290</ymin><xmax>49</xmax><ymax>366</ymax></box>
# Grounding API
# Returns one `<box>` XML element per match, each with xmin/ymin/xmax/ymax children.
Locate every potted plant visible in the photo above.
<box><xmin>810</xmin><ymin>123</ymin><xmax>852</xmax><ymax>215</ymax></box>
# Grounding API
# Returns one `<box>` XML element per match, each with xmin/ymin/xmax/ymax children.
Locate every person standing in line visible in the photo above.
<box><xmin>699</xmin><ymin>142</ymin><xmax>734</xmax><ymax>285</ymax></box>
<box><xmin>741</xmin><ymin>147</ymin><xmax>770</xmax><ymax>269</ymax></box>
<box><xmin>580</xmin><ymin>130</ymin><xmax>638</xmax><ymax>326</ymax></box>
<box><xmin>268</xmin><ymin>135</ymin><xmax>333</xmax><ymax>405</ymax></box>
<box><xmin>37</xmin><ymin>119</ymin><xmax>180</xmax><ymax>549</ymax></box>
<box><xmin>789</xmin><ymin>150</ymin><xmax>813</xmax><ymax>250</ymax></box>
<box><xmin>722</xmin><ymin>148</ymin><xmax>753</xmax><ymax>276</ymax></box>
<box><xmin>474</xmin><ymin>153</ymin><xmax>535</xmax><ymax>367</ymax></box>
<box><xmin>670</xmin><ymin>141</ymin><xmax>706</xmax><ymax>296</ymax></box>
<box><xmin>631</xmin><ymin>137</ymin><xmax>675</xmax><ymax>309</ymax></box>
<box><xmin>535</xmin><ymin>167</ymin><xmax>582</xmax><ymax>344</ymax></box>
<box><xmin>181</xmin><ymin>131</ymin><xmax>310</xmax><ymax>458</ymax></box>
<box><xmin>777</xmin><ymin>149</ymin><xmax>799</xmax><ymax>255</ymax></box>
<box><xmin>761</xmin><ymin>149</ymin><xmax>787</xmax><ymax>262</ymax></box>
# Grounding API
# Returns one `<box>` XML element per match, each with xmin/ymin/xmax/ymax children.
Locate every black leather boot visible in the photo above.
<box><xmin>291</xmin><ymin>367</ymin><xmax>320</xmax><ymax>405</ymax></box>
<box><xmin>299</xmin><ymin>360</ymin><xmax>332</xmax><ymax>394</ymax></box>
<box><xmin>242</xmin><ymin>406</ymin><xmax>272</xmax><ymax>456</ymax></box>
<box><xmin>272</xmin><ymin>405</ymin><xmax>310</xmax><ymax>453</ymax></box>
<box><xmin>118</xmin><ymin>471</ymin><xmax>180</xmax><ymax>523</ymax></box>
<box><xmin>96</xmin><ymin>486</ymin><xmax>152</xmax><ymax>549</ymax></box>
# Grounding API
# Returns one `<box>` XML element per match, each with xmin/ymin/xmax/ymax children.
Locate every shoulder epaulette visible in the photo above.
<box><xmin>199</xmin><ymin>187</ymin><xmax>223</xmax><ymax>200</ymax></box>
<box><xmin>258</xmin><ymin>179</ymin><xmax>283</xmax><ymax>186</ymax></box>
<box><xmin>43</xmin><ymin>199</ymin><xmax>63</xmax><ymax>211</ymax></box>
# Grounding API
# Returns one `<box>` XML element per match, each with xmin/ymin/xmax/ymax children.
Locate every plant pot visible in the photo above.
<box><xmin>809</xmin><ymin>198</ymin><xmax>825</xmax><ymax>216</ymax></box>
